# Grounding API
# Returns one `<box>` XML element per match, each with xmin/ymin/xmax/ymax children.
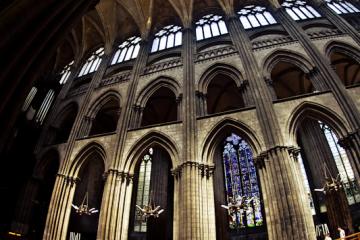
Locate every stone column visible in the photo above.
<box><xmin>10</xmin><ymin>177</ymin><xmax>40</xmax><ymax>235</ymax></box>
<box><xmin>176</xmin><ymin>95</ymin><xmax>182</xmax><ymax>120</ymax></box>
<box><xmin>272</xmin><ymin>4</ymin><xmax>360</xmax><ymax>145</ymax></box>
<box><xmin>43</xmin><ymin>175</ymin><xmax>77</xmax><ymax>240</ymax></box>
<box><xmin>178</xmin><ymin>26</ymin><xmax>203</xmax><ymax>239</ymax></box>
<box><xmin>339</xmin><ymin>132</ymin><xmax>360</xmax><ymax>186</ymax></box>
<box><xmin>225</xmin><ymin>13</ymin><xmax>316</xmax><ymax>239</ymax></box>
<box><xmin>96</xmin><ymin>40</ymin><xmax>149</xmax><ymax>239</ymax></box>
<box><xmin>240</xmin><ymin>80</ymin><xmax>255</xmax><ymax>106</ymax></box>
<box><xmin>310</xmin><ymin>0</ymin><xmax>360</xmax><ymax>45</ymax></box>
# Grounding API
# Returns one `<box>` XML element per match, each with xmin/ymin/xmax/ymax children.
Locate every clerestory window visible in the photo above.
<box><xmin>35</xmin><ymin>89</ymin><xmax>55</xmax><ymax>124</ymax></box>
<box><xmin>238</xmin><ymin>5</ymin><xmax>277</xmax><ymax>29</ymax></box>
<box><xmin>282</xmin><ymin>0</ymin><xmax>321</xmax><ymax>20</ymax></box>
<box><xmin>195</xmin><ymin>14</ymin><xmax>228</xmax><ymax>41</ymax></box>
<box><xmin>78</xmin><ymin>47</ymin><xmax>104</xmax><ymax>77</ymax></box>
<box><xmin>325</xmin><ymin>0</ymin><xmax>360</xmax><ymax>14</ymax></box>
<box><xmin>59</xmin><ymin>60</ymin><xmax>74</xmax><ymax>85</ymax></box>
<box><xmin>111</xmin><ymin>36</ymin><xmax>141</xmax><ymax>65</ymax></box>
<box><xmin>151</xmin><ymin>25</ymin><xmax>182</xmax><ymax>53</ymax></box>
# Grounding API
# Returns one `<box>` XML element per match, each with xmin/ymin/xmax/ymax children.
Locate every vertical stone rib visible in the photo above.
<box><xmin>226</xmin><ymin>13</ymin><xmax>315</xmax><ymax>239</ymax></box>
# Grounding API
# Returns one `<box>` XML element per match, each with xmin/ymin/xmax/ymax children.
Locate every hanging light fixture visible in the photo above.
<box><xmin>314</xmin><ymin>163</ymin><xmax>342</xmax><ymax>195</ymax></box>
<box><xmin>72</xmin><ymin>191</ymin><xmax>99</xmax><ymax>215</ymax></box>
<box><xmin>136</xmin><ymin>191</ymin><xmax>164</xmax><ymax>221</ymax></box>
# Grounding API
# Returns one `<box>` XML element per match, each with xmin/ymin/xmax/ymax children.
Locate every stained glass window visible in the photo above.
<box><xmin>319</xmin><ymin>122</ymin><xmax>360</xmax><ymax>204</ymax></box>
<box><xmin>111</xmin><ymin>36</ymin><xmax>141</xmax><ymax>65</ymax></box>
<box><xmin>78</xmin><ymin>47</ymin><xmax>104</xmax><ymax>77</ymax></box>
<box><xmin>195</xmin><ymin>14</ymin><xmax>228</xmax><ymax>41</ymax></box>
<box><xmin>237</xmin><ymin>5</ymin><xmax>277</xmax><ymax>29</ymax></box>
<box><xmin>59</xmin><ymin>60</ymin><xmax>74</xmax><ymax>84</ymax></box>
<box><xmin>151</xmin><ymin>25</ymin><xmax>182</xmax><ymax>53</ymax></box>
<box><xmin>222</xmin><ymin>133</ymin><xmax>263</xmax><ymax>229</ymax></box>
<box><xmin>134</xmin><ymin>148</ymin><xmax>153</xmax><ymax>232</ymax></box>
<box><xmin>325</xmin><ymin>0</ymin><xmax>360</xmax><ymax>14</ymax></box>
<box><xmin>282</xmin><ymin>0</ymin><xmax>321</xmax><ymax>21</ymax></box>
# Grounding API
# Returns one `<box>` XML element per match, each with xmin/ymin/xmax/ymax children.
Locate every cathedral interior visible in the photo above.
<box><xmin>1</xmin><ymin>0</ymin><xmax>360</xmax><ymax>239</ymax></box>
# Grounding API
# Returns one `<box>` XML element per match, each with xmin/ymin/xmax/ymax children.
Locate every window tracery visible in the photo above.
<box><xmin>319</xmin><ymin>122</ymin><xmax>360</xmax><ymax>204</ymax></box>
<box><xmin>151</xmin><ymin>25</ymin><xmax>182</xmax><ymax>53</ymax></box>
<box><xmin>282</xmin><ymin>0</ymin><xmax>321</xmax><ymax>20</ymax></box>
<box><xmin>134</xmin><ymin>148</ymin><xmax>153</xmax><ymax>232</ymax></box>
<box><xmin>222</xmin><ymin>133</ymin><xmax>263</xmax><ymax>229</ymax></box>
<box><xmin>195</xmin><ymin>14</ymin><xmax>228</xmax><ymax>40</ymax></box>
<box><xmin>111</xmin><ymin>36</ymin><xmax>141</xmax><ymax>65</ymax></box>
<box><xmin>325</xmin><ymin>0</ymin><xmax>360</xmax><ymax>14</ymax></box>
<box><xmin>237</xmin><ymin>5</ymin><xmax>277</xmax><ymax>29</ymax></box>
<box><xmin>59</xmin><ymin>60</ymin><xmax>74</xmax><ymax>84</ymax></box>
<box><xmin>78</xmin><ymin>47</ymin><xmax>104</xmax><ymax>77</ymax></box>
<box><xmin>22</xmin><ymin>87</ymin><xmax>37</xmax><ymax>112</ymax></box>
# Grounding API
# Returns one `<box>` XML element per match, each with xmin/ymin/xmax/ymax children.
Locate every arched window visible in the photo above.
<box><xmin>222</xmin><ymin>133</ymin><xmax>263</xmax><ymax>229</ymax></box>
<box><xmin>237</xmin><ymin>5</ymin><xmax>277</xmax><ymax>29</ymax></box>
<box><xmin>59</xmin><ymin>60</ymin><xmax>74</xmax><ymax>84</ymax></box>
<box><xmin>22</xmin><ymin>87</ymin><xmax>37</xmax><ymax>112</ymax></box>
<box><xmin>319</xmin><ymin>122</ymin><xmax>360</xmax><ymax>204</ymax></box>
<box><xmin>325</xmin><ymin>0</ymin><xmax>360</xmax><ymax>14</ymax></box>
<box><xmin>195</xmin><ymin>14</ymin><xmax>228</xmax><ymax>41</ymax></box>
<box><xmin>282</xmin><ymin>0</ymin><xmax>321</xmax><ymax>20</ymax></box>
<box><xmin>35</xmin><ymin>89</ymin><xmax>55</xmax><ymax>124</ymax></box>
<box><xmin>134</xmin><ymin>148</ymin><xmax>153</xmax><ymax>232</ymax></box>
<box><xmin>78</xmin><ymin>47</ymin><xmax>104</xmax><ymax>77</ymax></box>
<box><xmin>151</xmin><ymin>25</ymin><xmax>182</xmax><ymax>53</ymax></box>
<box><xmin>298</xmin><ymin>153</ymin><xmax>316</xmax><ymax>215</ymax></box>
<box><xmin>111</xmin><ymin>36</ymin><xmax>141</xmax><ymax>65</ymax></box>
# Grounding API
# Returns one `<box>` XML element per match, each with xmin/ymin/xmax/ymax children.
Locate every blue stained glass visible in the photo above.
<box><xmin>222</xmin><ymin>133</ymin><xmax>263</xmax><ymax>229</ymax></box>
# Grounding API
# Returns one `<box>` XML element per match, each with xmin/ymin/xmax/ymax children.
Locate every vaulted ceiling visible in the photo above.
<box><xmin>55</xmin><ymin>0</ymin><xmax>278</xmax><ymax>71</ymax></box>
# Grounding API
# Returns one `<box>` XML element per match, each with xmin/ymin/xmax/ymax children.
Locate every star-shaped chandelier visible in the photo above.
<box><xmin>72</xmin><ymin>191</ymin><xmax>99</xmax><ymax>216</ymax></box>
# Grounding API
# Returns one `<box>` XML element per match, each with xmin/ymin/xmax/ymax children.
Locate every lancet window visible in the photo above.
<box><xmin>111</xmin><ymin>36</ymin><xmax>141</xmax><ymax>65</ymax></box>
<box><xmin>151</xmin><ymin>25</ymin><xmax>182</xmax><ymax>53</ymax></box>
<box><xmin>59</xmin><ymin>60</ymin><xmax>74</xmax><ymax>84</ymax></box>
<box><xmin>22</xmin><ymin>87</ymin><xmax>37</xmax><ymax>112</ymax></box>
<box><xmin>320</xmin><ymin>122</ymin><xmax>360</xmax><ymax>204</ymax></box>
<box><xmin>78</xmin><ymin>47</ymin><xmax>104</xmax><ymax>77</ymax></box>
<box><xmin>237</xmin><ymin>5</ymin><xmax>277</xmax><ymax>29</ymax></box>
<box><xmin>222</xmin><ymin>133</ymin><xmax>263</xmax><ymax>229</ymax></box>
<box><xmin>195</xmin><ymin>14</ymin><xmax>228</xmax><ymax>40</ymax></box>
<box><xmin>282</xmin><ymin>0</ymin><xmax>321</xmax><ymax>20</ymax></box>
<box><xmin>134</xmin><ymin>148</ymin><xmax>153</xmax><ymax>232</ymax></box>
<box><xmin>35</xmin><ymin>89</ymin><xmax>55</xmax><ymax>124</ymax></box>
<box><xmin>325</xmin><ymin>0</ymin><xmax>360</xmax><ymax>14</ymax></box>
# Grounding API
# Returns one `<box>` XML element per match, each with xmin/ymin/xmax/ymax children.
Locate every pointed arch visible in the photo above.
<box><xmin>136</xmin><ymin>76</ymin><xmax>181</xmax><ymax>107</ymax></box>
<box><xmin>262</xmin><ymin>49</ymin><xmax>315</xmax><ymax>79</ymax></box>
<box><xmin>86</xmin><ymin>90</ymin><xmax>122</xmax><ymax>118</ymax></box>
<box><xmin>197</xmin><ymin>63</ymin><xmax>244</xmax><ymax>93</ymax></box>
<box><xmin>325</xmin><ymin>40</ymin><xmax>360</xmax><ymax>63</ymax></box>
<box><xmin>123</xmin><ymin>131</ymin><xmax>180</xmax><ymax>174</ymax></box>
<box><xmin>68</xmin><ymin>141</ymin><xmax>107</xmax><ymax>177</ymax></box>
<box><xmin>287</xmin><ymin>101</ymin><xmax>350</xmax><ymax>144</ymax></box>
<box><xmin>201</xmin><ymin>118</ymin><xmax>263</xmax><ymax>164</ymax></box>
<box><xmin>53</xmin><ymin>102</ymin><xmax>79</xmax><ymax>127</ymax></box>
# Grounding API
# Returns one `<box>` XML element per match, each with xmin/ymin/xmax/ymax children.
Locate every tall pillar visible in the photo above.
<box><xmin>178</xmin><ymin>27</ymin><xmax>203</xmax><ymax>239</ymax></box>
<box><xmin>10</xmin><ymin>177</ymin><xmax>40</xmax><ymax>235</ymax></box>
<box><xmin>43</xmin><ymin>175</ymin><xmax>77</xmax><ymax>240</ymax></box>
<box><xmin>226</xmin><ymin>13</ymin><xmax>316</xmax><ymax>239</ymax></box>
<box><xmin>96</xmin><ymin>40</ymin><xmax>149</xmax><ymax>239</ymax></box>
